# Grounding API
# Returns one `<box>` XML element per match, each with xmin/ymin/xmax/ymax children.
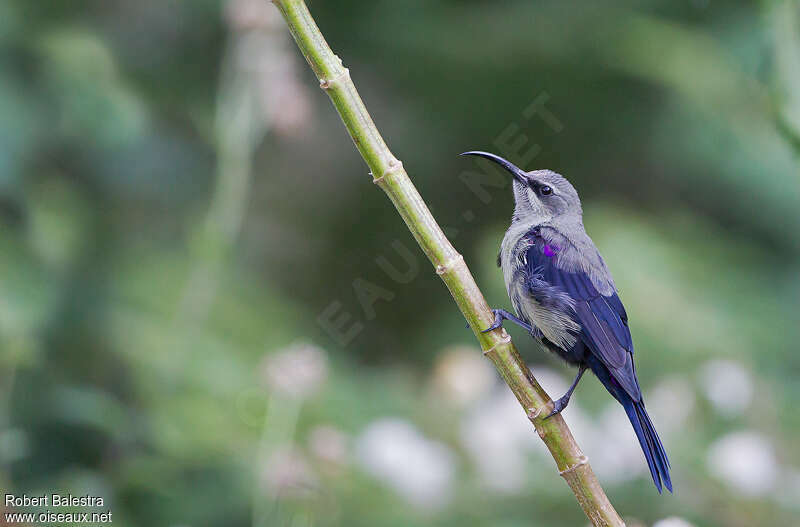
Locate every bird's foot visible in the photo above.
<box><xmin>544</xmin><ymin>395</ymin><xmax>571</xmax><ymax>419</ymax></box>
<box><xmin>481</xmin><ymin>309</ymin><xmax>505</xmax><ymax>333</ymax></box>
<box><xmin>544</xmin><ymin>365</ymin><xmax>587</xmax><ymax>419</ymax></box>
<box><xmin>481</xmin><ymin>309</ymin><xmax>534</xmax><ymax>334</ymax></box>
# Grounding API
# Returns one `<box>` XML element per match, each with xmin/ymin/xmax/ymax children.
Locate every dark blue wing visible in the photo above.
<box><xmin>525</xmin><ymin>238</ymin><xmax>641</xmax><ymax>401</ymax></box>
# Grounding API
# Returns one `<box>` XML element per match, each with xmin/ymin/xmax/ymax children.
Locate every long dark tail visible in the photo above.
<box><xmin>620</xmin><ymin>395</ymin><xmax>672</xmax><ymax>493</ymax></box>
<box><xmin>587</xmin><ymin>355</ymin><xmax>673</xmax><ymax>492</ymax></box>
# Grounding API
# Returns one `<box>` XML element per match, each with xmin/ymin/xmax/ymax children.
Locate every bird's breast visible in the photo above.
<box><xmin>500</xmin><ymin>230</ymin><xmax>580</xmax><ymax>351</ymax></box>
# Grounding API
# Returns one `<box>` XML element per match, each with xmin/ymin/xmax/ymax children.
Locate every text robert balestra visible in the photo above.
<box><xmin>5</xmin><ymin>494</ymin><xmax>105</xmax><ymax>507</ymax></box>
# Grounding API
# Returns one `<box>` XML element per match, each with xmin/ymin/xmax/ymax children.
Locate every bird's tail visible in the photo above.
<box><xmin>620</xmin><ymin>395</ymin><xmax>672</xmax><ymax>493</ymax></box>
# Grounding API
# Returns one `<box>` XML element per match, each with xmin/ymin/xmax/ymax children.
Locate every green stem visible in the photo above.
<box><xmin>271</xmin><ymin>1</ymin><xmax>624</xmax><ymax>524</ymax></box>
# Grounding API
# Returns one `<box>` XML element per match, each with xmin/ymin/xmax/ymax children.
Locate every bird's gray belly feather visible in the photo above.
<box><xmin>509</xmin><ymin>277</ymin><xmax>580</xmax><ymax>351</ymax></box>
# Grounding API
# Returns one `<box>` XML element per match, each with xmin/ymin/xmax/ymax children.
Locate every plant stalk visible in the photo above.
<box><xmin>271</xmin><ymin>1</ymin><xmax>625</xmax><ymax>524</ymax></box>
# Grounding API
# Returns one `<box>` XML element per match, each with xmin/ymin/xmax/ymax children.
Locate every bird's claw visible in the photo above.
<box><xmin>481</xmin><ymin>309</ymin><xmax>504</xmax><ymax>333</ymax></box>
<box><xmin>544</xmin><ymin>396</ymin><xmax>570</xmax><ymax>420</ymax></box>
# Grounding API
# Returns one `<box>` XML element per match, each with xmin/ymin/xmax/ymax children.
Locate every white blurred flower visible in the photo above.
<box><xmin>652</xmin><ymin>517</ymin><xmax>696</xmax><ymax>527</ymax></box>
<box><xmin>584</xmin><ymin>403</ymin><xmax>646</xmax><ymax>484</ymax></box>
<box><xmin>261</xmin><ymin>341</ymin><xmax>328</xmax><ymax>400</ymax></box>
<box><xmin>355</xmin><ymin>418</ymin><xmax>456</xmax><ymax>510</ymax></box>
<box><xmin>261</xmin><ymin>446</ymin><xmax>319</xmax><ymax>499</ymax></box>
<box><xmin>461</xmin><ymin>387</ymin><xmax>534</xmax><ymax>493</ymax></box>
<box><xmin>646</xmin><ymin>376</ymin><xmax>695</xmax><ymax>439</ymax></box>
<box><xmin>261</xmin><ymin>65</ymin><xmax>312</xmax><ymax>137</ymax></box>
<box><xmin>460</xmin><ymin>366</ymin><xmax>596</xmax><ymax>493</ymax></box>
<box><xmin>225</xmin><ymin>0</ymin><xmax>281</xmax><ymax>31</ymax></box>
<box><xmin>700</xmin><ymin>359</ymin><xmax>753</xmax><ymax>417</ymax></box>
<box><xmin>431</xmin><ymin>346</ymin><xmax>495</xmax><ymax>406</ymax></box>
<box><xmin>308</xmin><ymin>425</ymin><xmax>349</xmax><ymax>466</ymax></box>
<box><xmin>707</xmin><ymin>431</ymin><xmax>777</xmax><ymax>496</ymax></box>
<box><xmin>223</xmin><ymin>0</ymin><xmax>312</xmax><ymax>139</ymax></box>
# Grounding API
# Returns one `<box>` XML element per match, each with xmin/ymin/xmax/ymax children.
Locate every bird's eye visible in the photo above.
<box><xmin>539</xmin><ymin>185</ymin><xmax>553</xmax><ymax>196</ymax></box>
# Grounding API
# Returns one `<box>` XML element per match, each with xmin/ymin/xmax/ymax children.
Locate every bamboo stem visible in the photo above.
<box><xmin>271</xmin><ymin>1</ymin><xmax>625</xmax><ymax>524</ymax></box>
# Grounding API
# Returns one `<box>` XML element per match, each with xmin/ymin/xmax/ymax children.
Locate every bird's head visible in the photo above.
<box><xmin>461</xmin><ymin>151</ymin><xmax>582</xmax><ymax>225</ymax></box>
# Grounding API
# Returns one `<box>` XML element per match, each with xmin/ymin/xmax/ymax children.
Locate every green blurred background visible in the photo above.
<box><xmin>1</xmin><ymin>0</ymin><xmax>799</xmax><ymax>526</ymax></box>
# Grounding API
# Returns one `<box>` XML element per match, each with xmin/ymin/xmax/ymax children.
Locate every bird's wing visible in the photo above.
<box><xmin>525</xmin><ymin>237</ymin><xmax>641</xmax><ymax>401</ymax></box>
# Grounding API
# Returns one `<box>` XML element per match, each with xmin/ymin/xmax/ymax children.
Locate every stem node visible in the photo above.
<box><xmin>320</xmin><ymin>67</ymin><xmax>350</xmax><ymax>90</ymax></box>
<box><xmin>527</xmin><ymin>406</ymin><xmax>545</xmax><ymax>421</ymax></box>
<box><xmin>560</xmin><ymin>455</ymin><xmax>590</xmax><ymax>476</ymax></box>
<box><xmin>435</xmin><ymin>254</ymin><xmax>465</xmax><ymax>275</ymax></box>
<box><xmin>373</xmin><ymin>159</ymin><xmax>404</xmax><ymax>185</ymax></box>
<box><xmin>482</xmin><ymin>333</ymin><xmax>512</xmax><ymax>356</ymax></box>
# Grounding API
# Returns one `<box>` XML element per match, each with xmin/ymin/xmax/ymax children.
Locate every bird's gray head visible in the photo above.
<box><xmin>461</xmin><ymin>151</ymin><xmax>582</xmax><ymax>225</ymax></box>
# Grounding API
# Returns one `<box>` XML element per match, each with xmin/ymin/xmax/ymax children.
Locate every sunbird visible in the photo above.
<box><xmin>461</xmin><ymin>151</ymin><xmax>672</xmax><ymax>493</ymax></box>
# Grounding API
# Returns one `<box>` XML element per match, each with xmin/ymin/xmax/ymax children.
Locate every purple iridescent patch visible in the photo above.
<box><xmin>543</xmin><ymin>244</ymin><xmax>558</xmax><ymax>257</ymax></box>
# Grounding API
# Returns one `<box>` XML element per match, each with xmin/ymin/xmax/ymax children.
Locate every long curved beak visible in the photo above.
<box><xmin>460</xmin><ymin>151</ymin><xmax>528</xmax><ymax>183</ymax></box>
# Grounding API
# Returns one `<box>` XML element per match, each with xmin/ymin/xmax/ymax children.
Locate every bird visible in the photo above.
<box><xmin>461</xmin><ymin>151</ymin><xmax>672</xmax><ymax>493</ymax></box>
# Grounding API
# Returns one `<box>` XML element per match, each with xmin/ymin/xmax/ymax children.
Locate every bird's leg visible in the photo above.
<box><xmin>545</xmin><ymin>364</ymin><xmax>588</xmax><ymax>419</ymax></box>
<box><xmin>482</xmin><ymin>308</ymin><xmax>534</xmax><ymax>333</ymax></box>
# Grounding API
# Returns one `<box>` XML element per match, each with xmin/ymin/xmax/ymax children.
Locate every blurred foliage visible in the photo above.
<box><xmin>1</xmin><ymin>1</ymin><xmax>799</xmax><ymax>526</ymax></box>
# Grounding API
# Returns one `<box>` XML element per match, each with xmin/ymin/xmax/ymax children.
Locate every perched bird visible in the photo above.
<box><xmin>461</xmin><ymin>151</ymin><xmax>672</xmax><ymax>493</ymax></box>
